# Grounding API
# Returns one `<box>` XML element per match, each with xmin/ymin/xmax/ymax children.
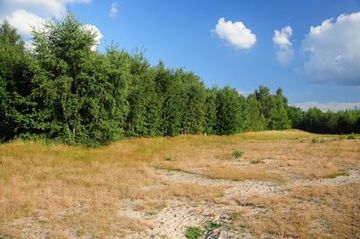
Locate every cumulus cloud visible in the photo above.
<box><xmin>83</xmin><ymin>24</ymin><xmax>103</xmax><ymax>51</ymax></box>
<box><xmin>293</xmin><ymin>101</ymin><xmax>360</xmax><ymax>112</ymax></box>
<box><xmin>213</xmin><ymin>17</ymin><xmax>256</xmax><ymax>49</ymax></box>
<box><xmin>302</xmin><ymin>12</ymin><xmax>360</xmax><ymax>85</ymax></box>
<box><xmin>109</xmin><ymin>2</ymin><xmax>118</xmax><ymax>18</ymax></box>
<box><xmin>5</xmin><ymin>9</ymin><xmax>45</xmax><ymax>38</ymax></box>
<box><xmin>0</xmin><ymin>0</ymin><xmax>103</xmax><ymax>51</ymax></box>
<box><xmin>273</xmin><ymin>26</ymin><xmax>294</xmax><ymax>65</ymax></box>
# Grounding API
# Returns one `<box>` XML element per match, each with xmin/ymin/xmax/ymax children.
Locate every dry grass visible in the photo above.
<box><xmin>203</xmin><ymin>166</ymin><xmax>285</xmax><ymax>183</ymax></box>
<box><xmin>231</xmin><ymin>183</ymin><xmax>360</xmax><ymax>238</ymax></box>
<box><xmin>0</xmin><ymin>130</ymin><xmax>359</xmax><ymax>238</ymax></box>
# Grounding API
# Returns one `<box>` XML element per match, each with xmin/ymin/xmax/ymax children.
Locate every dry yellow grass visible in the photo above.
<box><xmin>0</xmin><ymin>130</ymin><xmax>359</xmax><ymax>238</ymax></box>
<box><xmin>231</xmin><ymin>183</ymin><xmax>360</xmax><ymax>238</ymax></box>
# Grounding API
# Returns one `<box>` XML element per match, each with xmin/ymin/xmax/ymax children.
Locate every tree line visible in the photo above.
<box><xmin>0</xmin><ymin>15</ymin><xmax>359</xmax><ymax>146</ymax></box>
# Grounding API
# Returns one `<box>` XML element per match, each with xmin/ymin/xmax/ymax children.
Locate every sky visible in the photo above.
<box><xmin>1</xmin><ymin>0</ymin><xmax>360</xmax><ymax>111</ymax></box>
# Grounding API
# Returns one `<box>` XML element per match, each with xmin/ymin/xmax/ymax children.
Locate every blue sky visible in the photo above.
<box><xmin>1</xmin><ymin>0</ymin><xmax>360</xmax><ymax>110</ymax></box>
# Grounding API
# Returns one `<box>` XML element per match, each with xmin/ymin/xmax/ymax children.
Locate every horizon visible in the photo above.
<box><xmin>1</xmin><ymin>0</ymin><xmax>360</xmax><ymax>111</ymax></box>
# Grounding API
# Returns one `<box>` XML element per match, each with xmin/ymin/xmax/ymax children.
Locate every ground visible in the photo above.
<box><xmin>0</xmin><ymin>130</ymin><xmax>359</xmax><ymax>238</ymax></box>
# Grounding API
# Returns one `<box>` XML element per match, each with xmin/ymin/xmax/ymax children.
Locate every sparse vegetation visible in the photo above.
<box><xmin>311</xmin><ymin>137</ymin><xmax>326</xmax><ymax>143</ymax></box>
<box><xmin>250</xmin><ymin>159</ymin><xmax>263</xmax><ymax>164</ymax></box>
<box><xmin>232</xmin><ymin>149</ymin><xmax>244</xmax><ymax>159</ymax></box>
<box><xmin>205</xmin><ymin>221</ymin><xmax>221</xmax><ymax>231</ymax></box>
<box><xmin>185</xmin><ymin>226</ymin><xmax>203</xmax><ymax>239</ymax></box>
<box><xmin>323</xmin><ymin>170</ymin><xmax>350</xmax><ymax>179</ymax></box>
<box><xmin>0</xmin><ymin>130</ymin><xmax>359</xmax><ymax>238</ymax></box>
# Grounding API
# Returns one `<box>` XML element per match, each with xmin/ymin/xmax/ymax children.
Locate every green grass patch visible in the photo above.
<box><xmin>185</xmin><ymin>226</ymin><xmax>203</xmax><ymax>239</ymax></box>
<box><xmin>205</xmin><ymin>221</ymin><xmax>221</xmax><ymax>231</ymax></box>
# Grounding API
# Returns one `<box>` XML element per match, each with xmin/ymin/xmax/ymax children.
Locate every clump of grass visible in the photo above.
<box><xmin>203</xmin><ymin>221</ymin><xmax>221</xmax><ymax>237</ymax></box>
<box><xmin>185</xmin><ymin>226</ymin><xmax>202</xmax><ymax>239</ymax></box>
<box><xmin>347</xmin><ymin>134</ymin><xmax>356</xmax><ymax>140</ymax></box>
<box><xmin>205</xmin><ymin>221</ymin><xmax>221</xmax><ymax>231</ymax></box>
<box><xmin>232</xmin><ymin>149</ymin><xmax>243</xmax><ymax>159</ymax></box>
<box><xmin>250</xmin><ymin>159</ymin><xmax>263</xmax><ymax>164</ymax></box>
<box><xmin>311</xmin><ymin>138</ymin><xmax>325</xmax><ymax>144</ymax></box>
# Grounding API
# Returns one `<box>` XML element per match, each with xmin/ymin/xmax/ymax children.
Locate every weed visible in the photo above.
<box><xmin>205</xmin><ymin>221</ymin><xmax>221</xmax><ymax>231</ymax></box>
<box><xmin>185</xmin><ymin>226</ymin><xmax>202</xmax><ymax>239</ymax></box>
<box><xmin>232</xmin><ymin>149</ymin><xmax>243</xmax><ymax>159</ymax></box>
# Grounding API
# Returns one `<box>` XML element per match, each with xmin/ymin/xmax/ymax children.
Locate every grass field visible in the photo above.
<box><xmin>0</xmin><ymin>130</ymin><xmax>359</xmax><ymax>238</ymax></box>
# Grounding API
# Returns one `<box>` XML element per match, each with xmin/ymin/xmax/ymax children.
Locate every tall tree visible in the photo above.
<box><xmin>31</xmin><ymin>14</ymin><xmax>129</xmax><ymax>145</ymax></box>
<box><xmin>215</xmin><ymin>87</ymin><xmax>241</xmax><ymax>135</ymax></box>
<box><xmin>244</xmin><ymin>94</ymin><xmax>266</xmax><ymax>131</ymax></box>
<box><xmin>177</xmin><ymin>70</ymin><xmax>206</xmax><ymax>134</ymax></box>
<box><xmin>155</xmin><ymin>62</ymin><xmax>183</xmax><ymax>136</ymax></box>
<box><xmin>0</xmin><ymin>20</ymin><xmax>37</xmax><ymax>140</ymax></box>
<box><xmin>125</xmin><ymin>52</ymin><xmax>161</xmax><ymax>137</ymax></box>
<box><xmin>204</xmin><ymin>88</ymin><xmax>218</xmax><ymax>134</ymax></box>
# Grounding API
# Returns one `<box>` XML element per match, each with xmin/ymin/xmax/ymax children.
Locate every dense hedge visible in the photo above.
<box><xmin>0</xmin><ymin>15</ymin><xmax>359</xmax><ymax>145</ymax></box>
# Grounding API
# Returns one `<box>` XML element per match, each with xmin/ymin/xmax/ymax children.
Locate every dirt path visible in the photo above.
<box><xmin>123</xmin><ymin>168</ymin><xmax>360</xmax><ymax>239</ymax></box>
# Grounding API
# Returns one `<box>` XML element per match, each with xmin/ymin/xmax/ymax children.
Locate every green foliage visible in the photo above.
<box><xmin>1</xmin><ymin>14</ymin><xmax>359</xmax><ymax>146</ymax></box>
<box><xmin>30</xmin><ymin>14</ymin><xmax>130</xmax><ymax>145</ymax></box>
<box><xmin>204</xmin><ymin>88</ymin><xmax>218</xmax><ymax>134</ymax></box>
<box><xmin>185</xmin><ymin>226</ymin><xmax>203</xmax><ymax>239</ymax></box>
<box><xmin>244</xmin><ymin>95</ymin><xmax>266</xmax><ymax>131</ymax></box>
<box><xmin>205</xmin><ymin>221</ymin><xmax>221</xmax><ymax>231</ymax></box>
<box><xmin>298</xmin><ymin>108</ymin><xmax>360</xmax><ymax>134</ymax></box>
<box><xmin>125</xmin><ymin>51</ymin><xmax>160</xmax><ymax>137</ymax></box>
<box><xmin>215</xmin><ymin>87</ymin><xmax>242</xmax><ymax>134</ymax></box>
<box><xmin>0</xmin><ymin>20</ymin><xmax>39</xmax><ymax>141</ymax></box>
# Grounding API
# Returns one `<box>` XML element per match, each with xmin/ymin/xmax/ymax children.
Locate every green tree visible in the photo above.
<box><xmin>267</xmin><ymin>88</ymin><xmax>291</xmax><ymax>129</ymax></box>
<box><xmin>177</xmin><ymin>70</ymin><xmax>206</xmax><ymax>134</ymax></box>
<box><xmin>244</xmin><ymin>94</ymin><xmax>266</xmax><ymax>131</ymax></box>
<box><xmin>125</xmin><ymin>52</ymin><xmax>161</xmax><ymax>137</ymax></box>
<box><xmin>204</xmin><ymin>88</ymin><xmax>218</xmax><ymax>134</ymax></box>
<box><xmin>0</xmin><ymin>20</ymin><xmax>38</xmax><ymax>140</ymax></box>
<box><xmin>215</xmin><ymin>87</ymin><xmax>241</xmax><ymax>135</ymax></box>
<box><xmin>154</xmin><ymin>62</ymin><xmax>183</xmax><ymax>136</ymax></box>
<box><xmin>31</xmin><ymin>14</ymin><xmax>129</xmax><ymax>145</ymax></box>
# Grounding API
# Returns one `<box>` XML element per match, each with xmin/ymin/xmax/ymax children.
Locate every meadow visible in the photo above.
<box><xmin>0</xmin><ymin>130</ymin><xmax>359</xmax><ymax>238</ymax></box>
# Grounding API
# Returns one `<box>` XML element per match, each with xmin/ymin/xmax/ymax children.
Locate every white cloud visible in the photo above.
<box><xmin>293</xmin><ymin>101</ymin><xmax>360</xmax><ymax>112</ymax></box>
<box><xmin>213</xmin><ymin>17</ymin><xmax>256</xmax><ymax>49</ymax></box>
<box><xmin>5</xmin><ymin>9</ymin><xmax>45</xmax><ymax>39</ymax></box>
<box><xmin>109</xmin><ymin>2</ymin><xmax>118</xmax><ymax>18</ymax></box>
<box><xmin>273</xmin><ymin>26</ymin><xmax>294</xmax><ymax>65</ymax></box>
<box><xmin>83</xmin><ymin>24</ymin><xmax>103</xmax><ymax>51</ymax></box>
<box><xmin>302</xmin><ymin>12</ymin><xmax>360</xmax><ymax>85</ymax></box>
<box><xmin>0</xmin><ymin>0</ymin><xmax>103</xmax><ymax>51</ymax></box>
